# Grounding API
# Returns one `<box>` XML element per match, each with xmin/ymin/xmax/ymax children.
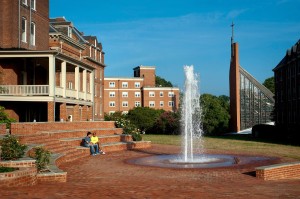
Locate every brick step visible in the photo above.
<box><xmin>18</xmin><ymin>133</ymin><xmax>51</xmax><ymax>143</ymax></box>
<box><xmin>59</xmin><ymin>134</ymin><xmax>132</xmax><ymax>146</ymax></box>
<box><xmin>76</xmin><ymin>141</ymin><xmax>152</xmax><ymax>153</ymax></box>
<box><xmin>40</xmin><ymin>128</ymin><xmax>123</xmax><ymax>139</ymax></box>
<box><xmin>63</xmin><ymin>149</ymin><xmax>90</xmax><ymax>162</ymax></box>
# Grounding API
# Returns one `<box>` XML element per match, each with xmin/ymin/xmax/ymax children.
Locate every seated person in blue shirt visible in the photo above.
<box><xmin>83</xmin><ymin>132</ymin><xmax>99</xmax><ymax>156</ymax></box>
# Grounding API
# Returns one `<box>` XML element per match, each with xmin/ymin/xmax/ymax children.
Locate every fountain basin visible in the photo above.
<box><xmin>126</xmin><ymin>154</ymin><xmax>273</xmax><ymax>169</ymax></box>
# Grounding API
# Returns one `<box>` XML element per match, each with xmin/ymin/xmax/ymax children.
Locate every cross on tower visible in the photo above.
<box><xmin>231</xmin><ymin>22</ymin><xmax>234</xmax><ymax>45</ymax></box>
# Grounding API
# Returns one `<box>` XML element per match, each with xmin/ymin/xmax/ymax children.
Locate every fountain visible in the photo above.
<box><xmin>127</xmin><ymin>65</ymin><xmax>275</xmax><ymax>169</ymax></box>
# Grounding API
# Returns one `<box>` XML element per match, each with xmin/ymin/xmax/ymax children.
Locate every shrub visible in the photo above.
<box><xmin>30</xmin><ymin>147</ymin><xmax>51</xmax><ymax>171</ymax></box>
<box><xmin>0</xmin><ymin>166</ymin><xmax>17</xmax><ymax>173</ymax></box>
<box><xmin>0</xmin><ymin>106</ymin><xmax>16</xmax><ymax>129</ymax></box>
<box><xmin>0</xmin><ymin>135</ymin><xmax>27</xmax><ymax>160</ymax></box>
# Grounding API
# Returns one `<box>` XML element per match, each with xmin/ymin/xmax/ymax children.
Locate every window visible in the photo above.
<box><xmin>30</xmin><ymin>0</ymin><xmax>36</xmax><ymax>10</ymax></box>
<box><xmin>160</xmin><ymin>101</ymin><xmax>164</xmax><ymax>107</ymax></box>
<box><xmin>149</xmin><ymin>91</ymin><xmax>155</xmax><ymax>97</ymax></box>
<box><xmin>168</xmin><ymin>101</ymin><xmax>174</xmax><ymax>107</ymax></box>
<box><xmin>122</xmin><ymin>101</ymin><xmax>128</xmax><ymax>107</ymax></box>
<box><xmin>109</xmin><ymin>101</ymin><xmax>115</xmax><ymax>107</ymax></box>
<box><xmin>149</xmin><ymin>101</ymin><xmax>155</xmax><ymax>107</ymax></box>
<box><xmin>68</xmin><ymin>26</ymin><xmax>72</xmax><ymax>38</ymax></box>
<box><xmin>135</xmin><ymin>101</ymin><xmax>141</xmax><ymax>107</ymax></box>
<box><xmin>122</xmin><ymin>82</ymin><xmax>128</xmax><ymax>88</ymax></box>
<box><xmin>135</xmin><ymin>92</ymin><xmax>140</xmax><ymax>97</ymax></box>
<box><xmin>168</xmin><ymin>92</ymin><xmax>175</xmax><ymax>97</ymax></box>
<box><xmin>22</xmin><ymin>0</ymin><xmax>28</xmax><ymax>5</ymax></box>
<box><xmin>160</xmin><ymin>92</ymin><xmax>164</xmax><ymax>97</ymax></box>
<box><xmin>109</xmin><ymin>92</ymin><xmax>115</xmax><ymax>97</ymax></box>
<box><xmin>109</xmin><ymin>82</ymin><xmax>115</xmax><ymax>88</ymax></box>
<box><xmin>122</xmin><ymin>111</ymin><xmax>128</xmax><ymax>115</ymax></box>
<box><xmin>21</xmin><ymin>17</ymin><xmax>27</xmax><ymax>43</ymax></box>
<box><xmin>68</xmin><ymin>82</ymin><xmax>73</xmax><ymax>89</ymax></box>
<box><xmin>122</xmin><ymin>92</ymin><xmax>128</xmax><ymax>98</ymax></box>
<box><xmin>135</xmin><ymin>82</ymin><xmax>140</xmax><ymax>88</ymax></box>
<box><xmin>30</xmin><ymin>22</ymin><xmax>35</xmax><ymax>46</ymax></box>
<box><xmin>109</xmin><ymin>111</ymin><xmax>115</xmax><ymax>115</ymax></box>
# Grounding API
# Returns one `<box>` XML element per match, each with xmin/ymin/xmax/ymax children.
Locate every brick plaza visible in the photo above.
<box><xmin>1</xmin><ymin>144</ymin><xmax>299</xmax><ymax>199</ymax></box>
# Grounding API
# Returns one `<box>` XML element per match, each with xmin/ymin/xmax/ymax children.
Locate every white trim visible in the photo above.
<box><xmin>143</xmin><ymin>87</ymin><xmax>180</xmax><ymax>91</ymax></box>
<box><xmin>104</xmin><ymin>77</ymin><xmax>143</xmax><ymax>81</ymax></box>
<box><xmin>104</xmin><ymin>88</ymin><xmax>141</xmax><ymax>91</ymax></box>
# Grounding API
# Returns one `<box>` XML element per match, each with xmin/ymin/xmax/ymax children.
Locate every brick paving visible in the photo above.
<box><xmin>1</xmin><ymin>144</ymin><xmax>300</xmax><ymax>199</ymax></box>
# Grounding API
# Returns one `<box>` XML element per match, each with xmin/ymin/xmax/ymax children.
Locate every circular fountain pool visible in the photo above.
<box><xmin>126</xmin><ymin>154</ymin><xmax>273</xmax><ymax>169</ymax></box>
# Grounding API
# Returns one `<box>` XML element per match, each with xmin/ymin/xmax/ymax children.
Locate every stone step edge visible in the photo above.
<box><xmin>59</xmin><ymin>134</ymin><xmax>130</xmax><ymax>141</ymax></box>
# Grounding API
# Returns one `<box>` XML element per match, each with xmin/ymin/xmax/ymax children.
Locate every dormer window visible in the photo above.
<box><xmin>67</xmin><ymin>27</ymin><xmax>72</xmax><ymax>38</ymax></box>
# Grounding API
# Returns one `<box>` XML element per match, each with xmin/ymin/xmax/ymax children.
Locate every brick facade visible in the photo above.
<box><xmin>0</xmin><ymin>0</ymin><xmax>49</xmax><ymax>50</ymax></box>
<box><xmin>0</xmin><ymin>2</ymin><xmax>105</xmax><ymax>122</ymax></box>
<box><xmin>104</xmin><ymin>66</ymin><xmax>180</xmax><ymax>114</ymax></box>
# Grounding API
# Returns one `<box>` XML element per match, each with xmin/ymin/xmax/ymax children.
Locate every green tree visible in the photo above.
<box><xmin>200</xmin><ymin>94</ymin><xmax>230</xmax><ymax>135</ymax></box>
<box><xmin>155</xmin><ymin>76</ymin><xmax>173</xmax><ymax>87</ymax></box>
<box><xmin>149</xmin><ymin>111</ymin><xmax>180</xmax><ymax>135</ymax></box>
<box><xmin>0</xmin><ymin>106</ymin><xmax>16</xmax><ymax>129</ymax></box>
<box><xmin>127</xmin><ymin>107</ymin><xmax>164</xmax><ymax>132</ymax></box>
<box><xmin>263</xmin><ymin>77</ymin><xmax>275</xmax><ymax>94</ymax></box>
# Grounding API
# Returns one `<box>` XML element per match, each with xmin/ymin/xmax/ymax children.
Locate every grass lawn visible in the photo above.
<box><xmin>142</xmin><ymin>134</ymin><xmax>300</xmax><ymax>160</ymax></box>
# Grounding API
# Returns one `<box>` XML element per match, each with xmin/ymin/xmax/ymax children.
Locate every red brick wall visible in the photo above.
<box><xmin>10</xmin><ymin>121</ymin><xmax>116</xmax><ymax>135</ymax></box>
<box><xmin>47</xmin><ymin>102</ymin><xmax>54</xmax><ymax>122</ymax></box>
<box><xmin>0</xmin><ymin>160</ymin><xmax>37</xmax><ymax>187</ymax></box>
<box><xmin>256</xmin><ymin>162</ymin><xmax>300</xmax><ymax>180</ymax></box>
<box><xmin>0</xmin><ymin>123</ymin><xmax>6</xmax><ymax>135</ymax></box>
<box><xmin>0</xmin><ymin>0</ymin><xmax>49</xmax><ymax>50</ymax></box>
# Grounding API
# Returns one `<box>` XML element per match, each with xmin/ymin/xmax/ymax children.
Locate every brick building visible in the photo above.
<box><xmin>104</xmin><ymin>66</ymin><xmax>180</xmax><ymax>114</ymax></box>
<box><xmin>273</xmin><ymin>39</ymin><xmax>300</xmax><ymax>139</ymax></box>
<box><xmin>0</xmin><ymin>0</ymin><xmax>105</xmax><ymax>122</ymax></box>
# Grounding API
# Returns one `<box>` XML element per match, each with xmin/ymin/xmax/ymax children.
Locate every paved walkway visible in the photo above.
<box><xmin>1</xmin><ymin>144</ymin><xmax>300</xmax><ymax>199</ymax></box>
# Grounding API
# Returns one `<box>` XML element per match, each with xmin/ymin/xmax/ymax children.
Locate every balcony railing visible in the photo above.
<box><xmin>0</xmin><ymin>85</ymin><xmax>49</xmax><ymax>96</ymax></box>
<box><xmin>0</xmin><ymin>85</ymin><xmax>92</xmax><ymax>101</ymax></box>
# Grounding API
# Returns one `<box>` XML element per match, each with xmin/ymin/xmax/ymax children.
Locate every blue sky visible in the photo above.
<box><xmin>50</xmin><ymin>0</ymin><xmax>300</xmax><ymax>96</ymax></box>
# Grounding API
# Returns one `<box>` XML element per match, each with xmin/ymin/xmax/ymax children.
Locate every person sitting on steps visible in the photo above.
<box><xmin>91</xmin><ymin>132</ymin><xmax>105</xmax><ymax>155</ymax></box>
<box><xmin>83</xmin><ymin>132</ymin><xmax>99</xmax><ymax>156</ymax></box>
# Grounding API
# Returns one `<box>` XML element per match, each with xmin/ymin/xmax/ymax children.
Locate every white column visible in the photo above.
<box><xmin>48</xmin><ymin>55</ymin><xmax>55</xmax><ymax>97</ymax></box>
<box><xmin>83</xmin><ymin>69</ymin><xmax>87</xmax><ymax>100</ymax></box>
<box><xmin>90</xmin><ymin>71</ymin><xmax>94</xmax><ymax>102</ymax></box>
<box><xmin>75</xmin><ymin>66</ymin><xmax>80</xmax><ymax>99</ymax></box>
<box><xmin>100</xmin><ymin>52</ymin><xmax>102</xmax><ymax>63</ymax></box>
<box><xmin>61</xmin><ymin>61</ymin><xmax>66</xmax><ymax>98</ymax></box>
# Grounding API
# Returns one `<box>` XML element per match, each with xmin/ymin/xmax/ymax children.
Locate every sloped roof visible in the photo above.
<box><xmin>273</xmin><ymin>39</ymin><xmax>300</xmax><ymax>71</ymax></box>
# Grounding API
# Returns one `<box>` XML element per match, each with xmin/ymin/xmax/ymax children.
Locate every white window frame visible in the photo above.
<box><xmin>122</xmin><ymin>101</ymin><xmax>128</xmax><ymax>107</ymax></box>
<box><xmin>135</xmin><ymin>101</ymin><xmax>141</xmax><ymax>107</ymax></box>
<box><xmin>168</xmin><ymin>92</ymin><xmax>175</xmax><ymax>97</ymax></box>
<box><xmin>135</xmin><ymin>82</ymin><xmax>140</xmax><ymax>88</ymax></box>
<box><xmin>30</xmin><ymin>22</ymin><xmax>35</xmax><ymax>46</ymax></box>
<box><xmin>30</xmin><ymin>0</ymin><xmax>36</xmax><ymax>10</ymax></box>
<box><xmin>135</xmin><ymin>92</ymin><xmax>140</xmax><ymax>97</ymax></box>
<box><xmin>149</xmin><ymin>91</ymin><xmax>155</xmax><ymax>97</ymax></box>
<box><xmin>160</xmin><ymin>92</ymin><xmax>164</xmax><ymax>97</ymax></box>
<box><xmin>122</xmin><ymin>82</ymin><xmax>128</xmax><ymax>88</ymax></box>
<box><xmin>168</xmin><ymin>101</ymin><xmax>174</xmax><ymax>107</ymax></box>
<box><xmin>122</xmin><ymin>92</ymin><xmax>128</xmax><ymax>98</ymax></box>
<box><xmin>109</xmin><ymin>101</ymin><xmax>115</xmax><ymax>107</ymax></box>
<box><xmin>109</xmin><ymin>82</ymin><xmax>115</xmax><ymax>88</ymax></box>
<box><xmin>109</xmin><ymin>111</ymin><xmax>115</xmax><ymax>115</ymax></box>
<box><xmin>160</xmin><ymin>101</ymin><xmax>164</xmax><ymax>107</ymax></box>
<box><xmin>149</xmin><ymin>101</ymin><xmax>155</xmax><ymax>107</ymax></box>
<box><xmin>21</xmin><ymin>17</ymin><xmax>27</xmax><ymax>43</ymax></box>
<box><xmin>22</xmin><ymin>0</ymin><xmax>28</xmax><ymax>6</ymax></box>
<box><xmin>122</xmin><ymin>111</ymin><xmax>128</xmax><ymax>115</ymax></box>
<box><xmin>109</xmin><ymin>92</ymin><xmax>115</xmax><ymax>97</ymax></box>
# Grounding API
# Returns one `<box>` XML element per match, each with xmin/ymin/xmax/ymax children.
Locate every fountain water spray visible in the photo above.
<box><xmin>181</xmin><ymin>65</ymin><xmax>203</xmax><ymax>162</ymax></box>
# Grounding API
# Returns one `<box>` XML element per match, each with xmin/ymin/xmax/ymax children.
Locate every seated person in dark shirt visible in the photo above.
<box><xmin>83</xmin><ymin>132</ymin><xmax>99</xmax><ymax>156</ymax></box>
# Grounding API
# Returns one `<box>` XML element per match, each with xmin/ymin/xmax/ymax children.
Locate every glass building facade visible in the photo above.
<box><xmin>239</xmin><ymin>67</ymin><xmax>275</xmax><ymax>130</ymax></box>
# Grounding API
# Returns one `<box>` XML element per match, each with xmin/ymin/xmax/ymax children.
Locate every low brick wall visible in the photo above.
<box><xmin>0</xmin><ymin>159</ymin><xmax>37</xmax><ymax>187</ymax></box>
<box><xmin>256</xmin><ymin>162</ymin><xmax>300</xmax><ymax>180</ymax></box>
<box><xmin>11</xmin><ymin>121</ymin><xmax>116</xmax><ymax>135</ymax></box>
<box><xmin>37</xmin><ymin>172</ymin><xmax>67</xmax><ymax>183</ymax></box>
<box><xmin>0</xmin><ymin>123</ymin><xmax>6</xmax><ymax>135</ymax></box>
